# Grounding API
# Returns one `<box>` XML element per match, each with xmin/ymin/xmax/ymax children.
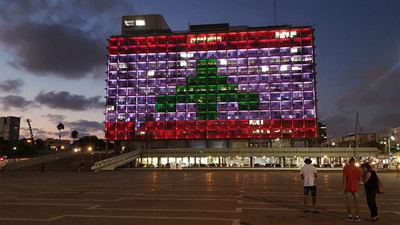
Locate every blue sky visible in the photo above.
<box><xmin>0</xmin><ymin>0</ymin><xmax>398</xmax><ymax>140</ymax></box>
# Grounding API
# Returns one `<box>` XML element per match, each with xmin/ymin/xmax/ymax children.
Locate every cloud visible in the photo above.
<box><xmin>67</xmin><ymin>120</ymin><xmax>104</xmax><ymax>134</ymax></box>
<box><xmin>0</xmin><ymin>78</ymin><xmax>23</xmax><ymax>93</ymax></box>
<box><xmin>0</xmin><ymin>0</ymin><xmax>135</xmax><ymax>37</ymax></box>
<box><xmin>319</xmin><ymin>113</ymin><xmax>362</xmax><ymax>139</ymax></box>
<box><xmin>335</xmin><ymin>88</ymin><xmax>382</xmax><ymax>109</ymax></box>
<box><xmin>42</xmin><ymin>114</ymin><xmax>67</xmax><ymax>123</ymax></box>
<box><xmin>35</xmin><ymin>91</ymin><xmax>104</xmax><ymax>110</ymax></box>
<box><xmin>367</xmin><ymin>113</ymin><xmax>400</xmax><ymax>131</ymax></box>
<box><xmin>335</xmin><ymin>62</ymin><xmax>400</xmax><ymax>111</ymax></box>
<box><xmin>20</xmin><ymin>127</ymin><xmax>50</xmax><ymax>140</ymax></box>
<box><xmin>0</xmin><ymin>95</ymin><xmax>38</xmax><ymax>111</ymax></box>
<box><xmin>0</xmin><ymin>22</ymin><xmax>105</xmax><ymax>79</ymax></box>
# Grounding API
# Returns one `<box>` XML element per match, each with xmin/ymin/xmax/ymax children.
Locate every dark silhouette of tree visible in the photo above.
<box><xmin>74</xmin><ymin>136</ymin><xmax>107</xmax><ymax>151</ymax></box>
<box><xmin>57</xmin><ymin>123</ymin><xmax>64</xmax><ymax>150</ymax></box>
<box><xmin>71</xmin><ymin>130</ymin><xmax>79</xmax><ymax>142</ymax></box>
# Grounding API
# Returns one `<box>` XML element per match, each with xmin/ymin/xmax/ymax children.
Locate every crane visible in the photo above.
<box><xmin>27</xmin><ymin>119</ymin><xmax>34</xmax><ymax>144</ymax></box>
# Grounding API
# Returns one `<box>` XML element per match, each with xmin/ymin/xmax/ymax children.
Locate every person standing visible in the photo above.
<box><xmin>300</xmin><ymin>158</ymin><xmax>318</xmax><ymax>213</ymax></box>
<box><xmin>361</xmin><ymin>162</ymin><xmax>379</xmax><ymax>221</ymax></box>
<box><xmin>343</xmin><ymin>157</ymin><xmax>363</xmax><ymax>222</ymax></box>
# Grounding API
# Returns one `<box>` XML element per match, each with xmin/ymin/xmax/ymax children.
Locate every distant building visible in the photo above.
<box><xmin>0</xmin><ymin>116</ymin><xmax>20</xmax><ymax>141</ymax></box>
<box><xmin>43</xmin><ymin>138</ymin><xmax>71</xmax><ymax>151</ymax></box>
<box><xmin>328</xmin><ymin>126</ymin><xmax>400</xmax><ymax>149</ymax></box>
<box><xmin>376</xmin><ymin>127</ymin><xmax>399</xmax><ymax>152</ymax></box>
<box><xmin>317</xmin><ymin>122</ymin><xmax>327</xmax><ymax>145</ymax></box>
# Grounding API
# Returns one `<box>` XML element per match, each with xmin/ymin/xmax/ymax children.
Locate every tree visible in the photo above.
<box><xmin>57</xmin><ymin>123</ymin><xmax>64</xmax><ymax>150</ymax></box>
<box><xmin>75</xmin><ymin>136</ymin><xmax>108</xmax><ymax>151</ymax></box>
<box><xmin>71</xmin><ymin>130</ymin><xmax>79</xmax><ymax>142</ymax></box>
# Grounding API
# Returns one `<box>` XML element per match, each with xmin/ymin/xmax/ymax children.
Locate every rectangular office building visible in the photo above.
<box><xmin>0</xmin><ymin>116</ymin><xmax>21</xmax><ymax>141</ymax></box>
<box><xmin>105</xmin><ymin>15</ymin><xmax>318</xmax><ymax>148</ymax></box>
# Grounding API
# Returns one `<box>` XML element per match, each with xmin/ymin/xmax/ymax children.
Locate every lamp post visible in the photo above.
<box><xmin>88</xmin><ymin>146</ymin><xmax>93</xmax><ymax>163</ymax></box>
<box><xmin>388</xmin><ymin>136</ymin><xmax>394</xmax><ymax>167</ymax></box>
<box><xmin>145</xmin><ymin>115</ymin><xmax>150</xmax><ymax>167</ymax></box>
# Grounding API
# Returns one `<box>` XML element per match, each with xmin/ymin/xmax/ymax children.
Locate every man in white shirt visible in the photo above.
<box><xmin>301</xmin><ymin>158</ymin><xmax>318</xmax><ymax>213</ymax></box>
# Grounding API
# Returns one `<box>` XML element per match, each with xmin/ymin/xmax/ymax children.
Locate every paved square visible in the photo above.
<box><xmin>1</xmin><ymin>170</ymin><xmax>399</xmax><ymax>225</ymax></box>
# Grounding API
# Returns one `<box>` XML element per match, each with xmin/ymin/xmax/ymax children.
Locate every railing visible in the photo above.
<box><xmin>5</xmin><ymin>150</ymin><xmax>76</xmax><ymax>171</ymax></box>
<box><xmin>135</xmin><ymin>147</ymin><xmax>378</xmax><ymax>158</ymax></box>
<box><xmin>91</xmin><ymin>150</ymin><xmax>140</xmax><ymax>171</ymax></box>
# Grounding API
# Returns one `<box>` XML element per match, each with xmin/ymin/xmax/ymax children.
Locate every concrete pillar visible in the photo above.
<box><xmin>250</xmin><ymin>157</ymin><xmax>253</xmax><ymax>167</ymax></box>
<box><xmin>105</xmin><ymin>141</ymin><xmax>109</xmax><ymax>157</ymax></box>
<box><xmin>317</xmin><ymin>157</ymin><xmax>320</xmax><ymax>167</ymax></box>
<box><xmin>158</xmin><ymin>157</ymin><xmax>161</xmax><ymax>167</ymax></box>
<box><xmin>114</xmin><ymin>141</ymin><xmax>121</xmax><ymax>155</ymax></box>
<box><xmin>283</xmin><ymin>157</ymin><xmax>286</xmax><ymax>167</ymax></box>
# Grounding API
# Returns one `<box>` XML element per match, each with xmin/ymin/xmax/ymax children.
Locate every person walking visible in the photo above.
<box><xmin>300</xmin><ymin>158</ymin><xmax>318</xmax><ymax>213</ymax></box>
<box><xmin>343</xmin><ymin>157</ymin><xmax>363</xmax><ymax>222</ymax></box>
<box><xmin>361</xmin><ymin>162</ymin><xmax>379</xmax><ymax>221</ymax></box>
<box><xmin>40</xmin><ymin>162</ymin><xmax>45</xmax><ymax>173</ymax></box>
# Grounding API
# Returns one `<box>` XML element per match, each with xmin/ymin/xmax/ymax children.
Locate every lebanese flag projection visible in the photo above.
<box><xmin>105</xmin><ymin>29</ymin><xmax>317</xmax><ymax>140</ymax></box>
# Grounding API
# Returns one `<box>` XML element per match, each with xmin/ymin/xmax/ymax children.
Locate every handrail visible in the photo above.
<box><xmin>132</xmin><ymin>147</ymin><xmax>378</xmax><ymax>158</ymax></box>
<box><xmin>91</xmin><ymin>150</ymin><xmax>140</xmax><ymax>171</ymax></box>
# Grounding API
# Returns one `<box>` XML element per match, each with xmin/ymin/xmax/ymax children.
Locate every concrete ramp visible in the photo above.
<box><xmin>91</xmin><ymin>150</ymin><xmax>140</xmax><ymax>171</ymax></box>
<box><xmin>6</xmin><ymin>150</ymin><xmax>76</xmax><ymax>171</ymax></box>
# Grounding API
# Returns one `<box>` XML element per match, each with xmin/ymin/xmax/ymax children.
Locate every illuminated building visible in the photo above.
<box><xmin>105</xmin><ymin>15</ymin><xmax>318</xmax><ymax>149</ymax></box>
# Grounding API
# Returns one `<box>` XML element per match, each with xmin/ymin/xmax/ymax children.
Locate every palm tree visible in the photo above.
<box><xmin>71</xmin><ymin>130</ymin><xmax>79</xmax><ymax>142</ymax></box>
<box><xmin>57</xmin><ymin>123</ymin><xmax>64</xmax><ymax>151</ymax></box>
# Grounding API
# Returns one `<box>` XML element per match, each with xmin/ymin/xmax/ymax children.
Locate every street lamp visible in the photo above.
<box><xmin>388</xmin><ymin>136</ymin><xmax>394</xmax><ymax>167</ymax></box>
<box><xmin>88</xmin><ymin>146</ymin><xmax>93</xmax><ymax>163</ymax></box>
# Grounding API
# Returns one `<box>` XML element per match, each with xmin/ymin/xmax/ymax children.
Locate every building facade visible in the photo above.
<box><xmin>43</xmin><ymin>139</ymin><xmax>71</xmax><ymax>151</ymax></box>
<box><xmin>0</xmin><ymin>116</ymin><xmax>20</xmax><ymax>141</ymax></box>
<box><xmin>105</xmin><ymin>15</ymin><xmax>318</xmax><ymax>149</ymax></box>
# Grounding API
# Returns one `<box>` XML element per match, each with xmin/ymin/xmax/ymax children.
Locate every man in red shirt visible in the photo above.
<box><xmin>343</xmin><ymin>157</ymin><xmax>363</xmax><ymax>222</ymax></box>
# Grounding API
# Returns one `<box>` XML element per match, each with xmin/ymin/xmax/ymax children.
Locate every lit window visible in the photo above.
<box><xmin>147</xmin><ymin>70</ymin><xmax>155</xmax><ymax>76</ymax></box>
<box><xmin>261</xmin><ymin>66</ymin><xmax>269</xmax><ymax>72</ymax></box>
<box><xmin>219</xmin><ymin>59</ymin><xmax>227</xmax><ymax>66</ymax></box>
<box><xmin>179</xmin><ymin>61</ymin><xmax>187</xmax><ymax>67</ymax></box>
<box><xmin>291</xmin><ymin>48</ymin><xmax>299</xmax><ymax>53</ymax></box>
<box><xmin>180</xmin><ymin>52</ymin><xmax>193</xmax><ymax>58</ymax></box>
<box><xmin>124</xmin><ymin>20</ymin><xmax>135</xmax><ymax>26</ymax></box>
<box><xmin>292</xmin><ymin>66</ymin><xmax>302</xmax><ymax>71</ymax></box>
<box><xmin>291</xmin><ymin>56</ymin><xmax>301</xmax><ymax>62</ymax></box>
<box><xmin>280</xmin><ymin>65</ymin><xmax>289</xmax><ymax>71</ymax></box>
<box><xmin>136</xmin><ymin>20</ymin><xmax>145</xmax><ymax>26</ymax></box>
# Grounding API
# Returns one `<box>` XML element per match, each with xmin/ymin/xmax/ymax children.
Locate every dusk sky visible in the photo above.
<box><xmin>0</xmin><ymin>0</ymin><xmax>398</xmax><ymax>140</ymax></box>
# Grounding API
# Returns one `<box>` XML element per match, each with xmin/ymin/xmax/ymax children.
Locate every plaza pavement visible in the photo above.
<box><xmin>0</xmin><ymin>170</ymin><xmax>399</xmax><ymax>225</ymax></box>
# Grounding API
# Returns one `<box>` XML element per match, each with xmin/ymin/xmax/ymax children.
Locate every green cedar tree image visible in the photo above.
<box><xmin>156</xmin><ymin>59</ymin><xmax>259</xmax><ymax>120</ymax></box>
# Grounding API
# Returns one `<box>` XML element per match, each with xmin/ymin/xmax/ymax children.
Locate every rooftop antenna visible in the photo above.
<box><xmin>274</xmin><ymin>1</ymin><xmax>277</xmax><ymax>25</ymax></box>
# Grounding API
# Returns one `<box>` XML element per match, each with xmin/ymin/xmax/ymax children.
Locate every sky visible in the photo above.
<box><xmin>0</xmin><ymin>0</ymin><xmax>398</xmax><ymax>140</ymax></box>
